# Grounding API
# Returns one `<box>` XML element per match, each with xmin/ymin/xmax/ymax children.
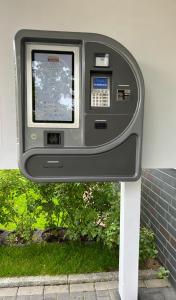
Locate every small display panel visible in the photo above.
<box><xmin>93</xmin><ymin>77</ymin><xmax>108</xmax><ymax>89</ymax></box>
<box><xmin>95</xmin><ymin>54</ymin><xmax>109</xmax><ymax>67</ymax></box>
<box><xmin>32</xmin><ymin>51</ymin><xmax>74</xmax><ymax>123</ymax></box>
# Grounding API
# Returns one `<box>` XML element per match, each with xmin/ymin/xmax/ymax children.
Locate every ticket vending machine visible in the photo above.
<box><xmin>15</xmin><ymin>30</ymin><xmax>144</xmax><ymax>182</ymax></box>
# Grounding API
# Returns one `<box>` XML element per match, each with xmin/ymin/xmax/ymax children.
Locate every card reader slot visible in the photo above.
<box><xmin>94</xmin><ymin>120</ymin><xmax>107</xmax><ymax>129</ymax></box>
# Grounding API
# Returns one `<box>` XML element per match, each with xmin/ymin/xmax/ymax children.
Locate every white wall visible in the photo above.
<box><xmin>0</xmin><ymin>0</ymin><xmax>176</xmax><ymax>169</ymax></box>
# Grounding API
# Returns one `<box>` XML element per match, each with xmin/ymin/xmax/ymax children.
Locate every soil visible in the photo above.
<box><xmin>141</xmin><ymin>258</ymin><xmax>161</xmax><ymax>270</ymax></box>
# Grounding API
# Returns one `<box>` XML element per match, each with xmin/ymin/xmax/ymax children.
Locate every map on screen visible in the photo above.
<box><xmin>32</xmin><ymin>51</ymin><xmax>74</xmax><ymax>123</ymax></box>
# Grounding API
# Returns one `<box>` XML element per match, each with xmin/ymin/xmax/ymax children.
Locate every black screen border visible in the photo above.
<box><xmin>32</xmin><ymin>50</ymin><xmax>74</xmax><ymax>123</ymax></box>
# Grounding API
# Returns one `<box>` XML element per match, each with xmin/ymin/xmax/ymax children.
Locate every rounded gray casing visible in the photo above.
<box><xmin>14</xmin><ymin>29</ymin><xmax>144</xmax><ymax>182</ymax></box>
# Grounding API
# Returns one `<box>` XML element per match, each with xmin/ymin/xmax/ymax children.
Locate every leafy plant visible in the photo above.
<box><xmin>0</xmin><ymin>170</ymin><xmax>158</xmax><ymax>267</ymax></box>
<box><xmin>53</xmin><ymin>182</ymin><xmax>120</xmax><ymax>244</ymax></box>
<box><xmin>0</xmin><ymin>170</ymin><xmax>41</xmax><ymax>243</ymax></box>
<box><xmin>36</xmin><ymin>183</ymin><xmax>63</xmax><ymax>228</ymax></box>
<box><xmin>139</xmin><ymin>227</ymin><xmax>158</xmax><ymax>265</ymax></box>
<box><xmin>157</xmin><ymin>266</ymin><xmax>170</xmax><ymax>279</ymax></box>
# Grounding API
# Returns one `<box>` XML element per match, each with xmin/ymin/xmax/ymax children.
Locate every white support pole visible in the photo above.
<box><xmin>119</xmin><ymin>179</ymin><xmax>141</xmax><ymax>300</ymax></box>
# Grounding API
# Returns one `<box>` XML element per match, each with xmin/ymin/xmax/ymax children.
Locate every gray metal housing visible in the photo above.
<box><xmin>14</xmin><ymin>29</ymin><xmax>145</xmax><ymax>182</ymax></box>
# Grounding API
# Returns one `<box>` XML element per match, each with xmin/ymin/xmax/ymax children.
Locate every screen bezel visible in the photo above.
<box><xmin>32</xmin><ymin>50</ymin><xmax>74</xmax><ymax>124</ymax></box>
<box><xmin>26</xmin><ymin>43</ymin><xmax>80</xmax><ymax>128</ymax></box>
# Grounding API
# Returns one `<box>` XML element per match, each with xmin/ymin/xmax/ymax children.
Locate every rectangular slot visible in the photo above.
<box><xmin>94</xmin><ymin>121</ymin><xmax>107</xmax><ymax>129</ymax></box>
<box><xmin>118</xmin><ymin>90</ymin><xmax>125</xmax><ymax>100</ymax></box>
<box><xmin>117</xmin><ymin>87</ymin><xmax>131</xmax><ymax>101</ymax></box>
<box><xmin>43</xmin><ymin>160</ymin><xmax>63</xmax><ymax>168</ymax></box>
<box><xmin>44</xmin><ymin>131</ymin><xmax>64</xmax><ymax>147</ymax></box>
<box><xmin>47</xmin><ymin>132</ymin><xmax>61</xmax><ymax>145</ymax></box>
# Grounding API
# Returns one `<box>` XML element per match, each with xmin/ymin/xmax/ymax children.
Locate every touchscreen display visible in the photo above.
<box><xmin>32</xmin><ymin>51</ymin><xmax>74</xmax><ymax>123</ymax></box>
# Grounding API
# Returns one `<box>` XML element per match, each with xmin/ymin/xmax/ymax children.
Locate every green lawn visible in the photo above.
<box><xmin>0</xmin><ymin>242</ymin><xmax>118</xmax><ymax>277</ymax></box>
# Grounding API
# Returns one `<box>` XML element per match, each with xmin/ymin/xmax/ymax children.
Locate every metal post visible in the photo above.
<box><xmin>119</xmin><ymin>180</ymin><xmax>141</xmax><ymax>300</ymax></box>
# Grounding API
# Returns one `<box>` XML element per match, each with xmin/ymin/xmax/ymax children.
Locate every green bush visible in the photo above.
<box><xmin>0</xmin><ymin>170</ymin><xmax>41</xmax><ymax>242</ymax></box>
<box><xmin>0</xmin><ymin>170</ymin><xmax>120</xmax><ymax>245</ymax></box>
<box><xmin>54</xmin><ymin>182</ymin><xmax>120</xmax><ymax>245</ymax></box>
<box><xmin>139</xmin><ymin>227</ymin><xmax>158</xmax><ymax>265</ymax></box>
<box><xmin>0</xmin><ymin>170</ymin><xmax>158</xmax><ymax>264</ymax></box>
<box><xmin>36</xmin><ymin>183</ymin><xmax>63</xmax><ymax>228</ymax></box>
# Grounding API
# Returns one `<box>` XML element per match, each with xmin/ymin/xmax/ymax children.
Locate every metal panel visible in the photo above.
<box><xmin>25</xmin><ymin>135</ymin><xmax>137</xmax><ymax>182</ymax></box>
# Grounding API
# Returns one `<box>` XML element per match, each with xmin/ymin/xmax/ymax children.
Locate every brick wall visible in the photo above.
<box><xmin>141</xmin><ymin>169</ymin><xmax>176</xmax><ymax>287</ymax></box>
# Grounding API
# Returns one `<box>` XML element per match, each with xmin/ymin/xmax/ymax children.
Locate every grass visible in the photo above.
<box><xmin>0</xmin><ymin>242</ymin><xmax>118</xmax><ymax>277</ymax></box>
